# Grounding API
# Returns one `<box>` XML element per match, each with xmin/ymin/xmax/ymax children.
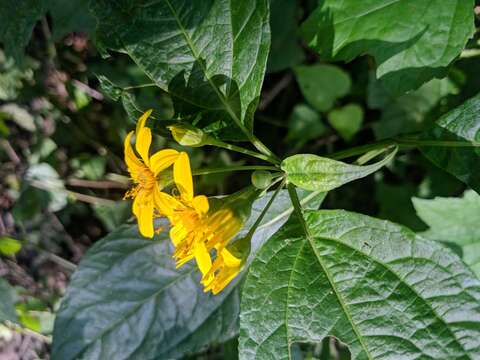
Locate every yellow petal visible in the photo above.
<box><xmin>124</xmin><ymin>131</ymin><xmax>143</xmax><ymax>175</ymax></box>
<box><xmin>135</xmin><ymin>109</ymin><xmax>153</xmax><ymax>135</ymax></box>
<box><xmin>174</xmin><ymin>152</ymin><xmax>193</xmax><ymax>201</ymax></box>
<box><xmin>221</xmin><ymin>248</ymin><xmax>242</xmax><ymax>267</ymax></box>
<box><xmin>192</xmin><ymin>195</ymin><xmax>209</xmax><ymax>215</ymax></box>
<box><xmin>150</xmin><ymin>149</ymin><xmax>179</xmax><ymax>176</ymax></box>
<box><xmin>135</xmin><ymin>127</ymin><xmax>152</xmax><ymax>165</ymax></box>
<box><xmin>154</xmin><ymin>189</ymin><xmax>182</xmax><ymax>217</ymax></box>
<box><xmin>135</xmin><ymin>192</ymin><xmax>154</xmax><ymax>238</ymax></box>
<box><xmin>195</xmin><ymin>242</ymin><xmax>212</xmax><ymax>278</ymax></box>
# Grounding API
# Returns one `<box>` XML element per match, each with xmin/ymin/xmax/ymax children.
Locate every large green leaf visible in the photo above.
<box><xmin>413</xmin><ymin>190</ymin><xmax>480</xmax><ymax>277</ymax></box>
<box><xmin>301</xmin><ymin>0</ymin><xmax>475</xmax><ymax>95</ymax></box>
<box><xmin>52</xmin><ymin>225</ymin><xmax>240</xmax><ymax>360</ymax></box>
<box><xmin>91</xmin><ymin>0</ymin><xmax>270</xmax><ymax>140</ymax></box>
<box><xmin>421</xmin><ymin>93</ymin><xmax>480</xmax><ymax>194</ymax></box>
<box><xmin>240</xmin><ymin>210</ymin><xmax>480</xmax><ymax>359</ymax></box>
<box><xmin>0</xmin><ymin>278</ymin><xmax>18</xmax><ymax>324</ymax></box>
<box><xmin>52</xmin><ymin>189</ymin><xmax>323</xmax><ymax>360</ymax></box>
<box><xmin>281</xmin><ymin>147</ymin><xmax>397</xmax><ymax>191</ymax></box>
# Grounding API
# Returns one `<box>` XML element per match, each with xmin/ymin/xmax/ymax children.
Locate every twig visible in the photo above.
<box><xmin>0</xmin><ymin>139</ymin><xmax>21</xmax><ymax>164</ymax></box>
<box><xmin>72</xmin><ymin>79</ymin><xmax>104</xmax><ymax>101</ymax></box>
<box><xmin>259</xmin><ymin>73</ymin><xmax>292</xmax><ymax>110</ymax></box>
<box><xmin>66</xmin><ymin>178</ymin><xmax>128</xmax><ymax>189</ymax></box>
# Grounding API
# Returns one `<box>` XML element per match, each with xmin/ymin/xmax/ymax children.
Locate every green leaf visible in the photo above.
<box><xmin>413</xmin><ymin>190</ymin><xmax>480</xmax><ymax>277</ymax></box>
<box><xmin>294</xmin><ymin>64</ymin><xmax>351</xmax><ymax>112</ymax></box>
<box><xmin>267</xmin><ymin>0</ymin><xmax>304</xmax><ymax>73</ymax></box>
<box><xmin>240</xmin><ymin>210</ymin><xmax>480</xmax><ymax>359</ymax></box>
<box><xmin>97</xmin><ymin>75</ymin><xmax>123</xmax><ymax>101</ymax></box>
<box><xmin>0</xmin><ymin>236</ymin><xmax>22</xmax><ymax>256</ymax></box>
<box><xmin>52</xmin><ymin>189</ymin><xmax>323</xmax><ymax>360</ymax></box>
<box><xmin>91</xmin><ymin>0</ymin><xmax>270</xmax><ymax>140</ymax></box>
<box><xmin>47</xmin><ymin>0</ymin><xmax>96</xmax><ymax>41</ymax></box>
<box><xmin>0</xmin><ymin>103</ymin><xmax>36</xmax><ymax>132</ymax></box>
<box><xmin>0</xmin><ymin>279</ymin><xmax>18</xmax><ymax>324</ymax></box>
<box><xmin>301</xmin><ymin>0</ymin><xmax>475</xmax><ymax>95</ymax></box>
<box><xmin>0</xmin><ymin>0</ymin><xmax>47</xmax><ymax>63</ymax></box>
<box><xmin>281</xmin><ymin>147</ymin><xmax>397</xmax><ymax>191</ymax></box>
<box><xmin>327</xmin><ymin>104</ymin><xmax>363</xmax><ymax>142</ymax></box>
<box><xmin>420</xmin><ymin>93</ymin><xmax>480</xmax><ymax>193</ymax></box>
<box><xmin>369</xmin><ymin>75</ymin><xmax>459</xmax><ymax>140</ymax></box>
<box><xmin>287</xmin><ymin>104</ymin><xmax>327</xmax><ymax>146</ymax></box>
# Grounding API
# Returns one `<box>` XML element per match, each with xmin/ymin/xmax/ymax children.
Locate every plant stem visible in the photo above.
<box><xmin>192</xmin><ymin>165</ymin><xmax>279</xmax><ymax>176</ymax></box>
<box><xmin>258</xmin><ymin>190</ymin><xmax>323</xmax><ymax>231</ymax></box>
<box><xmin>209</xmin><ymin>138</ymin><xmax>280</xmax><ymax>165</ymax></box>
<box><xmin>123</xmin><ymin>83</ymin><xmax>157</xmax><ymax>91</ymax></box>
<box><xmin>287</xmin><ymin>183</ymin><xmax>312</xmax><ymax>238</ymax></box>
<box><xmin>246</xmin><ymin>178</ymin><xmax>286</xmax><ymax>239</ymax></box>
<box><xmin>328</xmin><ymin>140</ymin><xmax>395</xmax><ymax>160</ymax></box>
<box><xmin>328</xmin><ymin>137</ymin><xmax>480</xmax><ymax>161</ymax></box>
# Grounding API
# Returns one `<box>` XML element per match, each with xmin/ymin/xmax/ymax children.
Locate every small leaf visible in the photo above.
<box><xmin>0</xmin><ymin>236</ymin><xmax>22</xmax><ymax>256</ymax></box>
<box><xmin>0</xmin><ymin>279</ymin><xmax>18</xmax><ymax>324</ymax></box>
<box><xmin>287</xmin><ymin>104</ymin><xmax>327</xmax><ymax>146</ymax></box>
<box><xmin>420</xmin><ymin>93</ymin><xmax>480</xmax><ymax>193</ymax></box>
<box><xmin>294</xmin><ymin>64</ymin><xmax>351</xmax><ymax>112</ymax></box>
<box><xmin>281</xmin><ymin>147</ymin><xmax>397</xmax><ymax>191</ymax></box>
<box><xmin>240</xmin><ymin>210</ymin><xmax>480</xmax><ymax>359</ymax></box>
<box><xmin>0</xmin><ymin>103</ymin><xmax>35</xmax><ymax>132</ymax></box>
<box><xmin>413</xmin><ymin>190</ymin><xmax>480</xmax><ymax>277</ymax></box>
<box><xmin>301</xmin><ymin>0</ymin><xmax>475</xmax><ymax>94</ymax></box>
<box><xmin>327</xmin><ymin>103</ymin><xmax>363</xmax><ymax>142</ymax></box>
<box><xmin>96</xmin><ymin>75</ymin><xmax>123</xmax><ymax>101</ymax></box>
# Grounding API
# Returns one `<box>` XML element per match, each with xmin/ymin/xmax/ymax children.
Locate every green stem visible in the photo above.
<box><xmin>258</xmin><ymin>190</ymin><xmax>323</xmax><ymax>231</ymax></box>
<box><xmin>122</xmin><ymin>83</ymin><xmax>157</xmax><ymax>91</ymax></box>
<box><xmin>395</xmin><ymin>138</ymin><xmax>480</xmax><ymax>147</ymax></box>
<box><xmin>246</xmin><ymin>178</ymin><xmax>286</xmax><ymax>239</ymax></box>
<box><xmin>328</xmin><ymin>140</ymin><xmax>395</xmax><ymax>160</ymax></box>
<box><xmin>287</xmin><ymin>183</ymin><xmax>312</xmax><ymax>238</ymax></box>
<box><xmin>192</xmin><ymin>165</ymin><xmax>279</xmax><ymax>176</ymax></box>
<box><xmin>208</xmin><ymin>138</ymin><xmax>280</xmax><ymax>165</ymax></box>
<box><xmin>328</xmin><ymin>137</ymin><xmax>480</xmax><ymax>161</ymax></box>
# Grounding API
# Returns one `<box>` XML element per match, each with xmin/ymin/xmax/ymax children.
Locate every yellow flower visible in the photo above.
<box><xmin>155</xmin><ymin>155</ymin><xmax>243</xmax><ymax>271</ymax></box>
<box><xmin>124</xmin><ymin>109</ymin><xmax>181</xmax><ymax>238</ymax></box>
<box><xmin>201</xmin><ymin>247</ymin><xmax>244</xmax><ymax>295</ymax></box>
<box><xmin>155</xmin><ymin>152</ymin><xmax>210</xmax><ymax>265</ymax></box>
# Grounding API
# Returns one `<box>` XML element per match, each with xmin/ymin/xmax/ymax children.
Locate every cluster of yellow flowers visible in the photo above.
<box><xmin>123</xmin><ymin>110</ymin><xmax>247</xmax><ymax>294</ymax></box>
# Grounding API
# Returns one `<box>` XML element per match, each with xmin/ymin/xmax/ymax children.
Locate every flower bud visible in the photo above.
<box><xmin>251</xmin><ymin>170</ymin><xmax>273</xmax><ymax>189</ymax></box>
<box><xmin>167</xmin><ymin>123</ymin><xmax>210</xmax><ymax>147</ymax></box>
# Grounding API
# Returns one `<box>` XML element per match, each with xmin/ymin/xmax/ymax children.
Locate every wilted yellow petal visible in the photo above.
<box><xmin>135</xmin><ymin>109</ymin><xmax>153</xmax><ymax>135</ymax></box>
<box><xmin>150</xmin><ymin>149</ymin><xmax>179</xmax><ymax>175</ymax></box>
<box><xmin>174</xmin><ymin>152</ymin><xmax>193</xmax><ymax>201</ymax></box>
<box><xmin>192</xmin><ymin>195</ymin><xmax>209</xmax><ymax>215</ymax></box>
<box><xmin>124</xmin><ymin>131</ymin><xmax>143</xmax><ymax>176</ymax></box>
<box><xmin>135</xmin><ymin>127</ymin><xmax>152</xmax><ymax>165</ymax></box>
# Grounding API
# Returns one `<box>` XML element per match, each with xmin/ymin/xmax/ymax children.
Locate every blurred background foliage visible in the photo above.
<box><xmin>0</xmin><ymin>0</ymin><xmax>479</xmax><ymax>359</ymax></box>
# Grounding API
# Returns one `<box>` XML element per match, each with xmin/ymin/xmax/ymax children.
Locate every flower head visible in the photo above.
<box><xmin>124</xmin><ymin>110</ymin><xmax>181</xmax><ymax>238</ymax></box>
